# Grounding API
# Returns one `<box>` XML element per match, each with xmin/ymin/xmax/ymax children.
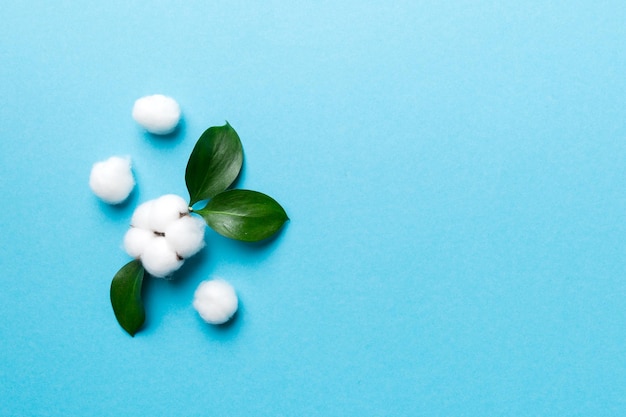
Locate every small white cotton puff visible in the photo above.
<box><xmin>193</xmin><ymin>279</ymin><xmax>238</xmax><ymax>325</ymax></box>
<box><xmin>149</xmin><ymin>194</ymin><xmax>189</xmax><ymax>233</ymax></box>
<box><xmin>89</xmin><ymin>156</ymin><xmax>135</xmax><ymax>204</ymax></box>
<box><xmin>165</xmin><ymin>215</ymin><xmax>206</xmax><ymax>258</ymax></box>
<box><xmin>141</xmin><ymin>237</ymin><xmax>184</xmax><ymax>278</ymax></box>
<box><xmin>132</xmin><ymin>94</ymin><xmax>181</xmax><ymax>135</ymax></box>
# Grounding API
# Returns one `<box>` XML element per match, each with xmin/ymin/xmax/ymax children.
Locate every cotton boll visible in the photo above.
<box><xmin>89</xmin><ymin>156</ymin><xmax>135</xmax><ymax>204</ymax></box>
<box><xmin>132</xmin><ymin>94</ymin><xmax>181</xmax><ymax>135</ymax></box>
<box><xmin>149</xmin><ymin>194</ymin><xmax>189</xmax><ymax>232</ymax></box>
<box><xmin>130</xmin><ymin>200</ymin><xmax>154</xmax><ymax>229</ymax></box>
<box><xmin>165</xmin><ymin>215</ymin><xmax>206</xmax><ymax>258</ymax></box>
<box><xmin>193</xmin><ymin>279</ymin><xmax>238</xmax><ymax>324</ymax></box>
<box><xmin>123</xmin><ymin>227</ymin><xmax>154</xmax><ymax>258</ymax></box>
<box><xmin>140</xmin><ymin>237</ymin><xmax>183</xmax><ymax>278</ymax></box>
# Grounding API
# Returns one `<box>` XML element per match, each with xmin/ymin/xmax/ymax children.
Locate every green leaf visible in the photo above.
<box><xmin>196</xmin><ymin>189</ymin><xmax>289</xmax><ymax>242</ymax></box>
<box><xmin>110</xmin><ymin>260</ymin><xmax>145</xmax><ymax>337</ymax></box>
<box><xmin>185</xmin><ymin>122</ymin><xmax>243</xmax><ymax>206</ymax></box>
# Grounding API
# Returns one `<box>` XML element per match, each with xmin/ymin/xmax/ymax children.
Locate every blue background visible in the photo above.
<box><xmin>1</xmin><ymin>1</ymin><xmax>626</xmax><ymax>415</ymax></box>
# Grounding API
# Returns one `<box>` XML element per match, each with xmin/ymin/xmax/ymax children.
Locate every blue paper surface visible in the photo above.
<box><xmin>1</xmin><ymin>1</ymin><xmax>626</xmax><ymax>415</ymax></box>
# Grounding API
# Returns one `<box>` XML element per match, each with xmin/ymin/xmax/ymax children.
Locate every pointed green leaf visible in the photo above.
<box><xmin>110</xmin><ymin>260</ymin><xmax>145</xmax><ymax>336</ymax></box>
<box><xmin>185</xmin><ymin>123</ymin><xmax>243</xmax><ymax>206</ymax></box>
<box><xmin>196</xmin><ymin>189</ymin><xmax>289</xmax><ymax>242</ymax></box>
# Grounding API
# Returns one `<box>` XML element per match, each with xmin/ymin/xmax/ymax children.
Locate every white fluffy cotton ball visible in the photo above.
<box><xmin>164</xmin><ymin>215</ymin><xmax>206</xmax><ymax>258</ymax></box>
<box><xmin>132</xmin><ymin>94</ymin><xmax>181</xmax><ymax>135</ymax></box>
<box><xmin>141</xmin><ymin>237</ymin><xmax>183</xmax><ymax>278</ymax></box>
<box><xmin>89</xmin><ymin>156</ymin><xmax>135</xmax><ymax>204</ymax></box>
<box><xmin>193</xmin><ymin>279</ymin><xmax>238</xmax><ymax>324</ymax></box>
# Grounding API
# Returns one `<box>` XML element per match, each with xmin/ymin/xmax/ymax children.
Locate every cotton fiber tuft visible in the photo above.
<box><xmin>132</xmin><ymin>94</ymin><xmax>181</xmax><ymax>135</ymax></box>
<box><xmin>89</xmin><ymin>156</ymin><xmax>135</xmax><ymax>204</ymax></box>
<box><xmin>193</xmin><ymin>279</ymin><xmax>238</xmax><ymax>324</ymax></box>
<box><xmin>140</xmin><ymin>237</ymin><xmax>184</xmax><ymax>278</ymax></box>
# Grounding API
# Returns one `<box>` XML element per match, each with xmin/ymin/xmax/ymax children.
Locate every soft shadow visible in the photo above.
<box><xmin>231</xmin><ymin>155</ymin><xmax>247</xmax><ymax>189</ymax></box>
<box><xmin>140</xmin><ymin>243</ymin><xmax>211</xmax><ymax>324</ymax></box>
<box><xmin>96</xmin><ymin>188</ymin><xmax>138</xmax><ymax>217</ymax></box>
<box><xmin>197</xmin><ymin>300</ymin><xmax>244</xmax><ymax>341</ymax></box>
<box><xmin>141</xmin><ymin>117</ymin><xmax>186</xmax><ymax>147</ymax></box>
<box><xmin>167</xmin><ymin>246</ymin><xmax>212</xmax><ymax>290</ymax></box>
<box><xmin>140</xmin><ymin>270</ymin><xmax>160</xmax><ymax>330</ymax></box>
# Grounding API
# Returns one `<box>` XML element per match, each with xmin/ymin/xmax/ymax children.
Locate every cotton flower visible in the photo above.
<box><xmin>193</xmin><ymin>279</ymin><xmax>238</xmax><ymax>324</ymax></box>
<box><xmin>132</xmin><ymin>94</ymin><xmax>181</xmax><ymax>135</ymax></box>
<box><xmin>123</xmin><ymin>194</ymin><xmax>205</xmax><ymax>278</ymax></box>
<box><xmin>89</xmin><ymin>156</ymin><xmax>135</xmax><ymax>204</ymax></box>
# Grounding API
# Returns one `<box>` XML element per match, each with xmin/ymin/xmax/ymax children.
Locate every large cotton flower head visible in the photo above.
<box><xmin>193</xmin><ymin>279</ymin><xmax>238</xmax><ymax>325</ymax></box>
<box><xmin>89</xmin><ymin>156</ymin><xmax>135</xmax><ymax>204</ymax></box>
<box><xmin>123</xmin><ymin>194</ymin><xmax>205</xmax><ymax>278</ymax></box>
<box><xmin>132</xmin><ymin>94</ymin><xmax>181</xmax><ymax>135</ymax></box>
